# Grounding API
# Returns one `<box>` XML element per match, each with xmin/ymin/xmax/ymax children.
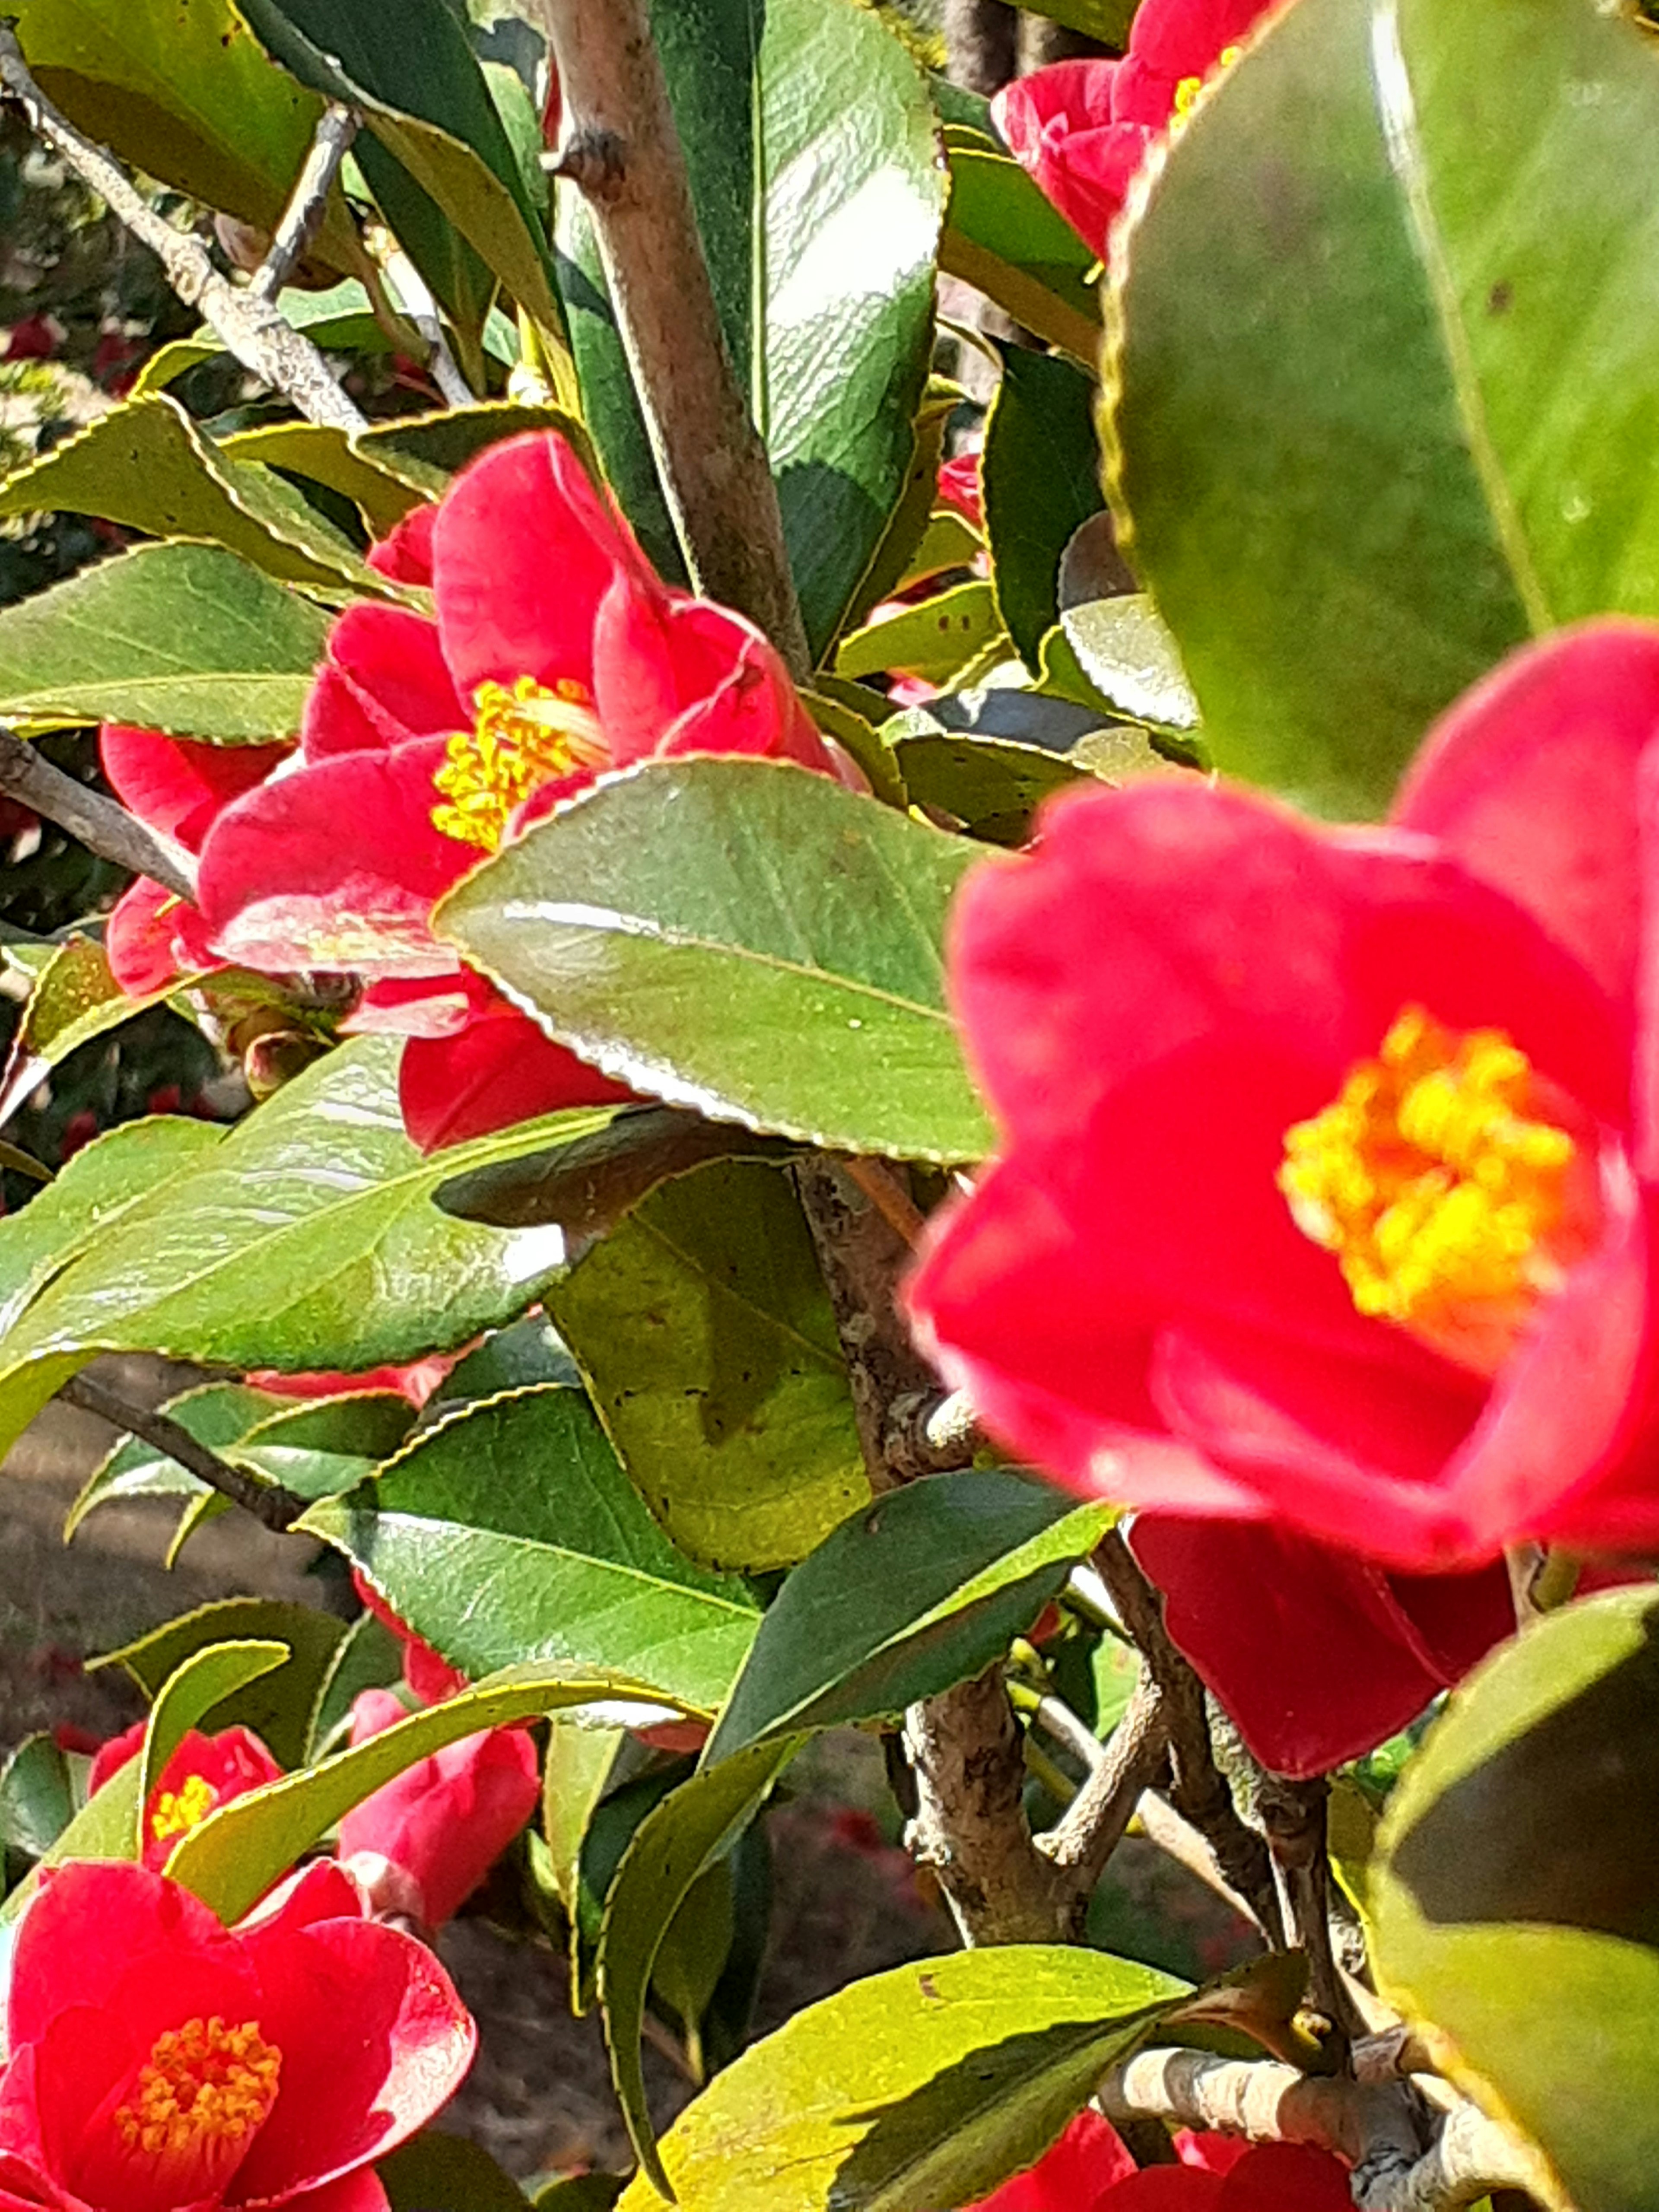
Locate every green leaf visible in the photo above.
<box><xmin>1058</xmin><ymin>594</ymin><xmax>1201</xmax><ymax>734</ymax></box>
<box><xmin>0</xmin><ymin>543</ymin><xmax>334</xmax><ymax>740</ymax></box>
<box><xmin>0</xmin><ymin>1735</ymin><xmax>76</xmax><ymax>1860</ymax></box>
<box><xmin>237</xmin><ymin>1391</ymin><xmax>421</xmax><ymax>1497</ymax></box>
<box><xmin>534</xmin><ymin>2180</ymin><xmax>625</xmax><ymax>2211</ymax></box>
<box><xmin>0</xmin><ymin>1042</ymin><xmax>617</xmax><ymax>1461</ymax></box>
<box><xmin>378</xmin><ymin>2131</ymin><xmax>530</xmax><ymax>2210</ymax></box>
<box><xmin>66</xmin><ymin>1383</ymin><xmax>284</xmax><ymax>1540</ymax></box>
<box><xmin>167</xmin><ymin>1660</ymin><xmax>700</xmax><ymax>1923</ymax></box>
<box><xmin>307</xmin><ymin>1607</ymin><xmax>405</xmax><ymax>1761</ymax></box>
<box><xmin>428</xmin><ymin>1314</ymin><xmax>582</xmax><ymax>1405</ymax></box>
<box><xmin>217</xmin><ymin>423</ymin><xmax>429</xmax><ymax>539</ymax></box>
<box><xmin>984</xmin><ymin>348</ymin><xmax>1106</xmax><ymax>674</ymax></box>
<box><xmin>1007</xmin><ymin>0</ymin><xmax>1135</xmax><ymax>41</ymax></box>
<box><xmin>0</xmin><ymin>394</ymin><xmax>391</xmax><ymax>595</ymax></box>
<box><xmin>354</xmin><ymin>403</ymin><xmax>596</xmax><ymax>499</ymax></box>
<box><xmin>138</xmin><ymin>1639</ymin><xmax>292</xmax><ymax>1838</ymax></box>
<box><xmin>616</xmin><ymin>1946</ymin><xmax>1186</xmax><ymax>2210</ymax></box>
<box><xmin>8</xmin><ymin>0</ymin><xmax>361</xmax><ymax>273</ymax></box>
<box><xmin>569</xmin><ymin>0</ymin><xmax>946</xmax><ymax>657</ymax></box>
<box><xmin>0</xmin><ymin>1757</ymin><xmax>142</xmax><ymax>1938</ymax></box>
<box><xmin>941</xmin><ymin>142</ymin><xmax>1103</xmax><ymax>367</ymax></box>
<box><xmin>92</xmin><ymin>1597</ymin><xmax>347</xmax><ymax>1770</ymax></box>
<box><xmin>435</xmin><ymin>758</ymin><xmax>997</xmax><ymax>1166</ymax></box>
<box><xmin>235</xmin><ymin>0</ymin><xmax>565</xmax><ymax>348</ymax></box>
<box><xmin>1371</xmin><ymin>1585</ymin><xmax>1659</xmax><ymax>2212</ymax></box>
<box><xmin>0</xmin><ymin>935</ymin><xmax>161</xmax><ymax>1129</ymax></box>
<box><xmin>1107</xmin><ymin>0</ymin><xmax>1659</xmax><ymax>816</ymax></box>
<box><xmin>600</xmin><ymin>1740</ymin><xmax>800</xmax><ymax>2193</ymax></box>
<box><xmin>541</xmin><ymin>1719</ymin><xmax>626</xmax><ymax>1966</ymax></box>
<box><xmin>840</xmin><ymin>389</ymin><xmax>962</xmax><ymax>640</ymax></box>
<box><xmin>706</xmin><ymin>1472</ymin><xmax>1116</xmax><ymax>1762</ymax></box>
<box><xmin>887</xmin><ymin>730</ymin><xmax>1084</xmax><ymax>846</ymax></box>
<box><xmin>836</xmin><ymin>581</ymin><xmax>1007</xmax><ymax>686</ymax></box>
<box><xmin>547</xmin><ymin>1162</ymin><xmax>868</xmax><ymax>1573</ymax></box>
<box><xmin>301</xmin><ymin>1385</ymin><xmax>762</xmax><ymax>1709</ymax></box>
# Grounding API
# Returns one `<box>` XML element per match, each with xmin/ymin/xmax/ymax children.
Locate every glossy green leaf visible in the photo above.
<box><xmin>426</xmin><ymin>1315</ymin><xmax>581</xmax><ymax>1406</ymax></box>
<box><xmin>567</xmin><ymin>0</ymin><xmax>945</xmax><ymax>657</ymax></box>
<box><xmin>0</xmin><ymin>936</ymin><xmax>162</xmax><ymax>1131</ymax></box>
<box><xmin>707</xmin><ymin>1473</ymin><xmax>1115</xmax><ymax>1762</ymax></box>
<box><xmin>899</xmin><ymin>509</ymin><xmax>985</xmax><ymax>595</ymax></box>
<box><xmin>0</xmin><ymin>1758</ymin><xmax>141</xmax><ymax>1937</ymax></box>
<box><xmin>0</xmin><ymin>1735</ymin><xmax>76</xmax><ymax>1861</ymax></box>
<box><xmin>0</xmin><ymin>543</ymin><xmax>333</xmax><ymax>740</ymax></box>
<box><xmin>218</xmin><ymin>423</ymin><xmax>428</xmax><ymax>539</ymax></box>
<box><xmin>66</xmin><ymin>1383</ymin><xmax>282</xmax><ymax>1540</ymax></box>
<box><xmin>1108</xmin><ymin>0</ymin><xmax>1659</xmax><ymax>816</ymax></box>
<box><xmin>888</xmin><ymin>730</ymin><xmax>1084</xmax><ymax>845</ymax></box>
<box><xmin>379</xmin><ymin>2130</ymin><xmax>530</xmax><ymax>2210</ymax></box>
<box><xmin>802</xmin><ymin>686</ymin><xmax>909</xmax><ymax>811</ymax></box>
<box><xmin>1058</xmin><ymin>594</ymin><xmax>1201</xmax><ymax>734</ymax></box>
<box><xmin>541</xmin><ymin>1719</ymin><xmax>626</xmax><ymax>1961</ymax></box>
<box><xmin>353</xmin><ymin>403</ymin><xmax>595</xmax><ymax>499</ymax></box>
<box><xmin>302</xmin><ymin>1385</ymin><xmax>763</xmax><ymax>1711</ymax></box>
<box><xmin>0</xmin><ymin>1042</ymin><xmax>615</xmax><ymax>1461</ymax></box>
<box><xmin>435</xmin><ymin>758</ymin><xmax>996</xmax><ymax>1165</ymax></box>
<box><xmin>616</xmin><ymin>1946</ymin><xmax>1186</xmax><ymax>2211</ymax></box>
<box><xmin>138</xmin><ymin>1640</ymin><xmax>291</xmax><ymax>1839</ymax></box>
<box><xmin>600</xmin><ymin>1740</ymin><xmax>800</xmax><ymax>2193</ymax></box>
<box><xmin>92</xmin><ymin>1597</ymin><xmax>347</xmax><ymax>1771</ymax></box>
<box><xmin>1372</xmin><ymin>1585</ymin><xmax>1659</xmax><ymax>2212</ymax></box>
<box><xmin>1008</xmin><ymin>0</ymin><xmax>1136</xmax><ymax>40</ymax></box>
<box><xmin>167</xmin><ymin>1660</ymin><xmax>699</xmax><ymax>1923</ymax></box>
<box><xmin>836</xmin><ymin>582</ymin><xmax>1008</xmax><ymax>686</ymax></box>
<box><xmin>983</xmin><ymin>349</ymin><xmax>1106</xmax><ymax>675</ymax></box>
<box><xmin>307</xmin><ymin>1607</ymin><xmax>404</xmax><ymax>1762</ymax></box>
<box><xmin>547</xmin><ymin>1162</ymin><xmax>868</xmax><ymax>1573</ymax></box>
<box><xmin>941</xmin><ymin>142</ymin><xmax>1103</xmax><ymax>367</ymax></box>
<box><xmin>0</xmin><ymin>395</ymin><xmax>388</xmax><ymax>595</ymax></box>
<box><xmin>8</xmin><ymin>0</ymin><xmax>360</xmax><ymax>273</ymax></box>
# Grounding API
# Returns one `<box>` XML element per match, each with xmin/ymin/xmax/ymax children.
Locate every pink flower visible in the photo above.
<box><xmin>0</xmin><ymin>1859</ymin><xmax>474</xmax><ymax>2210</ymax></box>
<box><xmin>909</xmin><ymin>623</ymin><xmax>1659</xmax><ymax>1572</ymax></box>
<box><xmin>992</xmin><ymin>0</ymin><xmax>1272</xmax><ymax>257</ymax></box>
<box><xmin>86</xmin><ymin>1725</ymin><xmax>285</xmax><ymax>1875</ymax></box>
<box><xmin>336</xmin><ymin>1689</ymin><xmax>540</xmax><ymax>1931</ymax></box>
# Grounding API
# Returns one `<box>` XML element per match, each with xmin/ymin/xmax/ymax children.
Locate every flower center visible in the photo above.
<box><xmin>1172</xmin><ymin>44</ymin><xmax>1243</xmax><ymax>127</ymax></box>
<box><xmin>150</xmin><ymin>1772</ymin><xmax>218</xmax><ymax>1844</ymax></box>
<box><xmin>431</xmin><ymin>675</ymin><xmax>607</xmax><ymax>853</ymax></box>
<box><xmin>1278</xmin><ymin>1005</ymin><xmax>1588</xmax><ymax>1373</ymax></box>
<box><xmin>113</xmin><ymin>2015</ymin><xmax>280</xmax><ymax>2198</ymax></box>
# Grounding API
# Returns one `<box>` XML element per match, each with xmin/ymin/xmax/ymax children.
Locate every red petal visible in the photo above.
<box><xmin>104</xmin><ymin>880</ymin><xmax>200</xmax><ymax>997</ymax></box>
<box><xmin>432</xmin><ymin>432</ymin><xmax>661</xmax><ymax>700</ymax></box>
<box><xmin>1174</xmin><ymin>2134</ymin><xmax>1251</xmax><ymax>2176</ymax></box>
<box><xmin>100</xmin><ymin>727</ymin><xmax>289</xmax><ymax>847</ymax></box>
<box><xmin>1219</xmin><ymin>2144</ymin><xmax>1354</xmax><ymax>2212</ymax></box>
<box><xmin>649</xmin><ymin>604</ymin><xmax>840</xmax><ymax>776</ymax></box>
<box><xmin>397</xmin><ymin>990</ymin><xmax>632</xmax><ymax>1151</ymax></box>
<box><xmin>85</xmin><ymin>1720</ymin><xmax>145</xmax><ymax>1797</ymax></box>
<box><xmin>1113</xmin><ymin>0</ymin><xmax>1274</xmax><ymax>123</ymax></box>
<box><xmin>281</xmin><ymin>2171</ymin><xmax>391</xmax><ymax>2212</ymax></box>
<box><xmin>337</xmin><ymin>1713</ymin><xmax>540</xmax><ymax>1928</ymax></box>
<box><xmin>228</xmin><ymin>1919</ymin><xmax>475</xmax><ymax>2203</ymax></box>
<box><xmin>968</xmin><ymin>2112</ymin><xmax>1138</xmax><ymax>2211</ymax></box>
<box><xmin>1098</xmin><ymin>2172</ymin><xmax>1225</xmax><ymax>2209</ymax></box>
<box><xmin>367</xmin><ymin>502</ymin><xmax>436</xmax><ymax>586</ymax></box>
<box><xmin>991</xmin><ymin>64</ymin><xmax>1147</xmax><ymax>254</ymax></box>
<box><xmin>234</xmin><ymin>1860</ymin><xmax>369</xmax><ymax>1938</ymax></box>
<box><xmin>141</xmin><ymin>1726</ymin><xmax>283</xmax><ymax>1873</ymax></box>
<box><xmin>196</xmin><ymin>740</ymin><xmax>467</xmax><ymax>979</ymax></box>
<box><xmin>1392</xmin><ymin>620</ymin><xmax>1659</xmax><ymax>1021</ymax></box>
<box><xmin>302</xmin><ymin>607</ymin><xmax>463</xmax><ymax>762</ymax></box>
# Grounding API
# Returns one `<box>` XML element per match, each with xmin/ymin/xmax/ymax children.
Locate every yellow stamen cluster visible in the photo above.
<box><xmin>432</xmin><ymin>674</ymin><xmax>608</xmax><ymax>852</ymax></box>
<box><xmin>1172</xmin><ymin>44</ymin><xmax>1243</xmax><ymax>128</ymax></box>
<box><xmin>114</xmin><ymin>2016</ymin><xmax>281</xmax><ymax>2166</ymax></box>
<box><xmin>1278</xmin><ymin>1006</ymin><xmax>1578</xmax><ymax>1354</ymax></box>
<box><xmin>150</xmin><ymin>1772</ymin><xmax>218</xmax><ymax>1844</ymax></box>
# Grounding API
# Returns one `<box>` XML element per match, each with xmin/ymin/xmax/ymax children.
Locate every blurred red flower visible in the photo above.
<box><xmin>966</xmin><ymin>2113</ymin><xmax>1352</xmax><ymax>2212</ymax></box>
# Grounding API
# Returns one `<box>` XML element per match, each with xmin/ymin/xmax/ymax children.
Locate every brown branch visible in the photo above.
<box><xmin>0</xmin><ymin>29</ymin><xmax>366</xmax><ymax>433</ymax></box>
<box><xmin>538</xmin><ymin>0</ymin><xmax>811</xmax><ymax>677</ymax></box>
<box><xmin>62</xmin><ymin>1371</ymin><xmax>308</xmax><ymax>1533</ymax></box>
<box><xmin>885</xmin><ymin>1386</ymin><xmax>983</xmax><ymax>1479</ymax></box>
<box><xmin>1038</xmin><ymin>1665</ymin><xmax>1170</xmax><ymax>1924</ymax></box>
<box><xmin>1098</xmin><ymin>2049</ymin><xmax>1546</xmax><ymax>2212</ymax></box>
<box><xmin>0</xmin><ymin>731</ymin><xmax>196</xmax><ymax>900</ymax></box>
<box><xmin>1256</xmin><ymin>1773</ymin><xmax>1363</xmax><ymax>2049</ymax></box>
<box><xmin>250</xmin><ymin>102</ymin><xmax>359</xmax><ymax>302</ymax></box>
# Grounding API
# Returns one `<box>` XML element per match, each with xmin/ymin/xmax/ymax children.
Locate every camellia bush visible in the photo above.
<box><xmin>0</xmin><ymin>0</ymin><xmax>1654</xmax><ymax>2206</ymax></box>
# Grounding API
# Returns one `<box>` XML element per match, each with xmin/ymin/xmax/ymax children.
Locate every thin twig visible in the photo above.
<box><xmin>843</xmin><ymin>1156</ymin><xmax>927</xmax><ymax>1247</ymax></box>
<box><xmin>1032</xmin><ymin>1692</ymin><xmax>1106</xmax><ymax>1775</ymax></box>
<box><xmin>885</xmin><ymin>1385</ymin><xmax>983</xmax><ymax>1478</ymax></box>
<box><xmin>1257</xmin><ymin>1772</ymin><xmax>1363</xmax><ymax>2050</ymax></box>
<box><xmin>251</xmin><ymin>103</ymin><xmax>360</xmax><ymax>301</ymax></box>
<box><xmin>1038</xmin><ymin>1665</ymin><xmax>1171</xmax><ymax>1920</ymax></box>
<box><xmin>0</xmin><ymin>29</ymin><xmax>366</xmax><ymax>433</ymax></box>
<box><xmin>62</xmin><ymin>1372</ymin><xmax>308</xmax><ymax>1533</ymax></box>
<box><xmin>0</xmin><ymin>730</ymin><xmax>196</xmax><ymax>899</ymax></box>
<box><xmin>539</xmin><ymin>0</ymin><xmax>811</xmax><ymax>677</ymax></box>
<box><xmin>1097</xmin><ymin>2049</ymin><xmax>1545</xmax><ymax>2212</ymax></box>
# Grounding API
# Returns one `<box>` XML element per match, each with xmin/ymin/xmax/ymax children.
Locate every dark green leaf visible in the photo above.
<box><xmin>218</xmin><ymin>423</ymin><xmax>428</xmax><ymax>539</ymax></box>
<box><xmin>547</xmin><ymin>1162</ymin><xmax>868</xmax><ymax>1573</ymax></box>
<box><xmin>435</xmin><ymin>758</ymin><xmax>996</xmax><ymax>1165</ymax></box>
<box><xmin>941</xmin><ymin>142</ymin><xmax>1102</xmax><ymax>366</ymax></box>
<box><xmin>65</xmin><ymin>1382</ymin><xmax>285</xmax><ymax>1541</ymax></box>
<box><xmin>706</xmin><ymin>1472</ymin><xmax>1115</xmax><ymax>1762</ymax></box>
<box><xmin>0</xmin><ymin>935</ymin><xmax>161</xmax><ymax>1129</ymax></box>
<box><xmin>533</xmin><ymin>2178</ymin><xmax>625</xmax><ymax>2211</ymax></box>
<box><xmin>614</xmin><ymin>1946</ymin><xmax>1186</xmax><ymax>2210</ymax></box>
<box><xmin>301</xmin><ymin>1385</ymin><xmax>763</xmax><ymax>1711</ymax></box>
<box><xmin>1372</xmin><ymin>1586</ymin><xmax>1659</xmax><ymax>2212</ymax></box>
<box><xmin>354</xmin><ymin>403</ymin><xmax>596</xmax><ymax>498</ymax></box>
<box><xmin>600</xmin><ymin>1741</ymin><xmax>800</xmax><ymax>2193</ymax></box>
<box><xmin>0</xmin><ymin>1758</ymin><xmax>141</xmax><ymax>1936</ymax></box>
<box><xmin>427</xmin><ymin>1315</ymin><xmax>581</xmax><ymax>1407</ymax></box>
<box><xmin>0</xmin><ymin>1735</ymin><xmax>76</xmax><ymax>1860</ymax></box>
<box><xmin>307</xmin><ymin>1607</ymin><xmax>404</xmax><ymax>1761</ymax></box>
<box><xmin>1108</xmin><ymin>0</ymin><xmax>1659</xmax><ymax>815</ymax></box>
<box><xmin>379</xmin><ymin>2130</ymin><xmax>530</xmax><ymax>2210</ymax></box>
<box><xmin>888</xmin><ymin>730</ymin><xmax>1084</xmax><ymax>845</ymax></box>
<box><xmin>1008</xmin><ymin>0</ymin><xmax>1136</xmax><ymax>41</ymax></box>
<box><xmin>0</xmin><ymin>543</ymin><xmax>333</xmax><ymax>740</ymax></box>
<box><xmin>92</xmin><ymin>1597</ymin><xmax>347</xmax><ymax>1770</ymax></box>
<box><xmin>983</xmin><ymin>348</ymin><xmax>1105</xmax><ymax>672</ymax></box>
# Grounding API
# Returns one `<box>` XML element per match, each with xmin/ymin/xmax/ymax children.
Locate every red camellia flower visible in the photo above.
<box><xmin>992</xmin><ymin>0</ymin><xmax>1272</xmax><ymax>258</ymax></box>
<box><xmin>966</xmin><ymin>2114</ymin><xmax>1353</xmax><ymax>2212</ymax></box>
<box><xmin>909</xmin><ymin>623</ymin><xmax>1659</xmax><ymax>1574</ymax></box>
<box><xmin>190</xmin><ymin>431</ymin><xmax>847</xmax><ymax>1150</ymax></box>
<box><xmin>336</xmin><ymin>1688</ymin><xmax>540</xmax><ymax>1931</ymax></box>
<box><xmin>0</xmin><ymin>1859</ymin><xmax>474</xmax><ymax>2211</ymax></box>
<box><xmin>87</xmin><ymin>1724</ymin><xmax>285</xmax><ymax>1874</ymax></box>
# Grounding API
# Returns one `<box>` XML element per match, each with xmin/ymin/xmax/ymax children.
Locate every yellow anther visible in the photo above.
<box><xmin>1278</xmin><ymin>1005</ymin><xmax>1585</xmax><ymax>1372</ymax></box>
<box><xmin>432</xmin><ymin>674</ymin><xmax>607</xmax><ymax>852</ymax></box>
<box><xmin>114</xmin><ymin>2015</ymin><xmax>280</xmax><ymax>2190</ymax></box>
<box><xmin>150</xmin><ymin>1772</ymin><xmax>218</xmax><ymax>1843</ymax></box>
<box><xmin>1171</xmin><ymin>44</ymin><xmax>1243</xmax><ymax>129</ymax></box>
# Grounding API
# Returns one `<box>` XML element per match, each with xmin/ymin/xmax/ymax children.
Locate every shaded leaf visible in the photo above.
<box><xmin>379</xmin><ymin>2130</ymin><xmax>530</xmax><ymax>2210</ymax></box>
<box><xmin>0</xmin><ymin>1735</ymin><xmax>76</xmax><ymax>1861</ymax></box>
<box><xmin>435</xmin><ymin>759</ymin><xmax>996</xmax><ymax>1165</ymax></box>
<box><xmin>547</xmin><ymin>1162</ymin><xmax>868</xmax><ymax>1573</ymax></box>
<box><xmin>941</xmin><ymin>141</ymin><xmax>1102</xmax><ymax>366</ymax></box>
<box><xmin>92</xmin><ymin>1596</ymin><xmax>347</xmax><ymax>1771</ymax></box>
<box><xmin>888</xmin><ymin>729</ymin><xmax>1083</xmax><ymax>846</ymax></box>
<box><xmin>983</xmin><ymin>347</ymin><xmax>1105</xmax><ymax>672</ymax></box>
<box><xmin>836</xmin><ymin>581</ymin><xmax>1006</xmax><ymax>686</ymax></box>
<box><xmin>354</xmin><ymin>402</ymin><xmax>596</xmax><ymax>498</ymax></box>
<box><xmin>65</xmin><ymin>1382</ymin><xmax>285</xmax><ymax>1541</ymax></box>
<box><xmin>307</xmin><ymin>1606</ymin><xmax>405</xmax><ymax>1761</ymax></box>
<box><xmin>218</xmin><ymin>422</ymin><xmax>428</xmax><ymax>538</ymax></box>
